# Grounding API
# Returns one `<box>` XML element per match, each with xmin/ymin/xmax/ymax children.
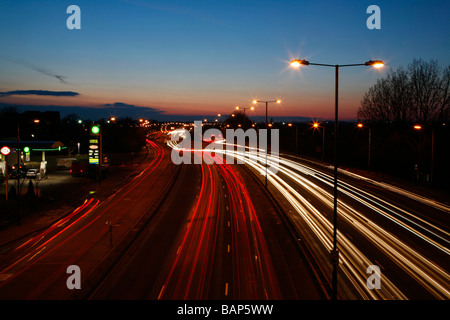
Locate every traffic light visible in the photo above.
<box><xmin>23</xmin><ymin>146</ymin><xmax>30</xmax><ymax>153</ymax></box>
<box><xmin>91</xmin><ymin>124</ymin><xmax>100</xmax><ymax>135</ymax></box>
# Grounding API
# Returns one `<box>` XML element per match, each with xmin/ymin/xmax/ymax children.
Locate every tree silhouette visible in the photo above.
<box><xmin>358</xmin><ymin>59</ymin><xmax>449</xmax><ymax>124</ymax></box>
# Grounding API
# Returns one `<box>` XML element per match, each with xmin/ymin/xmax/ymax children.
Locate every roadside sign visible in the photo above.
<box><xmin>1</xmin><ymin>146</ymin><xmax>11</xmax><ymax>156</ymax></box>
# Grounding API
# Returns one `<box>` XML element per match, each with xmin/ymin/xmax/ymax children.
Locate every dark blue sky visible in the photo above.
<box><xmin>0</xmin><ymin>0</ymin><xmax>449</xmax><ymax>120</ymax></box>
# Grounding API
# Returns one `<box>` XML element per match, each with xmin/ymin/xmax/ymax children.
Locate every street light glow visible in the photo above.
<box><xmin>357</xmin><ymin>123</ymin><xmax>364</xmax><ymax>128</ymax></box>
<box><xmin>365</xmin><ymin>60</ymin><xmax>385</xmax><ymax>68</ymax></box>
<box><xmin>290</xmin><ymin>59</ymin><xmax>309</xmax><ymax>68</ymax></box>
<box><xmin>414</xmin><ymin>125</ymin><xmax>422</xmax><ymax>130</ymax></box>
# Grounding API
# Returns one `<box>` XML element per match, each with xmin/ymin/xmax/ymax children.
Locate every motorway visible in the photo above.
<box><xmin>90</xmin><ymin>150</ymin><xmax>324</xmax><ymax>299</ymax></box>
<box><xmin>0</xmin><ymin>140</ymin><xmax>180</xmax><ymax>299</ymax></box>
<box><xmin>0</xmin><ymin>138</ymin><xmax>325</xmax><ymax>300</ymax></box>
<box><xmin>0</xmin><ymin>132</ymin><xmax>448</xmax><ymax>300</ymax></box>
<box><xmin>209</xmin><ymin>140</ymin><xmax>450</xmax><ymax>299</ymax></box>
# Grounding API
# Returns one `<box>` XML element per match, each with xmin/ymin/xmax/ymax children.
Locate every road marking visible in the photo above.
<box><xmin>158</xmin><ymin>285</ymin><xmax>165</xmax><ymax>300</ymax></box>
<box><xmin>28</xmin><ymin>246</ymin><xmax>46</xmax><ymax>261</ymax></box>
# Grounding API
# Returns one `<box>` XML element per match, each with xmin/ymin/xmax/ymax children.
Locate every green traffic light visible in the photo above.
<box><xmin>24</xmin><ymin>146</ymin><xmax>30</xmax><ymax>153</ymax></box>
<box><xmin>91</xmin><ymin>125</ymin><xmax>100</xmax><ymax>135</ymax></box>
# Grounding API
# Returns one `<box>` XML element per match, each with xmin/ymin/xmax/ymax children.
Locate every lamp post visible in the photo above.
<box><xmin>252</xmin><ymin>99</ymin><xmax>281</xmax><ymax>188</ymax></box>
<box><xmin>288</xmin><ymin>123</ymin><xmax>299</xmax><ymax>153</ymax></box>
<box><xmin>252</xmin><ymin>99</ymin><xmax>281</xmax><ymax>127</ymax></box>
<box><xmin>290</xmin><ymin>58</ymin><xmax>384</xmax><ymax>300</ymax></box>
<box><xmin>413</xmin><ymin>124</ymin><xmax>435</xmax><ymax>184</ymax></box>
<box><xmin>235</xmin><ymin>105</ymin><xmax>254</xmax><ymax>116</ymax></box>
<box><xmin>357</xmin><ymin>123</ymin><xmax>372</xmax><ymax>172</ymax></box>
<box><xmin>312</xmin><ymin>121</ymin><xmax>326</xmax><ymax>162</ymax></box>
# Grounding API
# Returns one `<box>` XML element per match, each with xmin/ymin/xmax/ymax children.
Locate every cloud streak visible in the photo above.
<box><xmin>1</xmin><ymin>56</ymin><xmax>72</xmax><ymax>84</ymax></box>
<box><xmin>0</xmin><ymin>90</ymin><xmax>80</xmax><ymax>97</ymax></box>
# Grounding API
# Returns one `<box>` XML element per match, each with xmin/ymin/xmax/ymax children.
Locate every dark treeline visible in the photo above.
<box><xmin>279</xmin><ymin>121</ymin><xmax>449</xmax><ymax>189</ymax></box>
<box><xmin>358</xmin><ymin>59</ymin><xmax>449</xmax><ymax>124</ymax></box>
<box><xmin>0</xmin><ymin>108</ymin><xmax>148</xmax><ymax>155</ymax></box>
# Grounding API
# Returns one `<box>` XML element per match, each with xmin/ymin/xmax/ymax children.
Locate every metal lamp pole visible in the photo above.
<box><xmin>290</xmin><ymin>59</ymin><xmax>384</xmax><ymax>300</ymax></box>
<box><xmin>252</xmin><ymin>99</ymin><xmax>281</xmax><ymax>188</ymax></box>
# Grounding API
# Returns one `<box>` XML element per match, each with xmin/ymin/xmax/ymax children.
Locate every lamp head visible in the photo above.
<box><xmin>365</xmin><ymin>60</ymin><xmax>384</xmax><ymax>68</ymax></box>
<box><xmin>290</xmin><ymin>59</ymin><xmax>309</xmax><ymax>68</ymax></box>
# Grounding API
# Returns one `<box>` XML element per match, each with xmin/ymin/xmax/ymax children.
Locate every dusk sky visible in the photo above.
<box><xmin>0</xmin><ymin>0</ymin><xmax>449</xmax><ymax>121</ymax></box>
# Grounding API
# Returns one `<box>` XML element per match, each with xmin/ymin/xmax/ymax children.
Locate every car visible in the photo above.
<box><xmin>70</xmin><ymin>161</ymin><xmax>88</xmax><ymax>177</ymax></box>
<box><xmin>10</xmin><ymin>170</ymin><xmax>26</xmax><ymax>179</ymax></box>
<box><xmin>26</xmin><ymin>169</ymin><xmax>41</xmax><ymax>180</ymax></box>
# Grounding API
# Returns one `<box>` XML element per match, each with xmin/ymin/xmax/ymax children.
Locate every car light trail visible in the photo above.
<box><xmin>167</xmin><ymin>138</ymin><xmax>450</xmax><ymax>299</ymax></box>
<box><xmin>159</xmin><ymin>146</ymin><xmax>280</xmax><ymax>299</ymax></box>
<box><xmin>0</xmin><ymin>140</ymin><xmax>168</xmax><ymax>299</ymax></box>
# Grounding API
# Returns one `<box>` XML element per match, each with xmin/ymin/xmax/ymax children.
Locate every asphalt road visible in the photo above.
<box><xmin>237</xmin><ymin>149</ymin><xmax>450</xmax><ymax>299</ymax></box>
<box><xmin>0</xmin><ymin>140</ymin><xmax>178</xmax><ymax>299</ymax></box>
<box><xmin>90</xmin><ymin>151</ymin><xmax>325</xmax><ymax>300</ymax></box>
<box><xmin>0</xmin><ymin>141</ymin><xmax>326</xmax><ymax>300</ymax></box>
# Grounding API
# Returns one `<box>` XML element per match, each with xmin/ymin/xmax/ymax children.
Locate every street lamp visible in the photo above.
<box><xmin>235</xmin><ymin>105</ymin><xmax>254</xmax><ymax>116</ymax></box>
<box><xmin>357</xmin><ymin>123</ymin><xmax>372</xmax><ymax>172</ymax></box>
<box><xmin>252</xmin><ymin>99</ymin><xmax>281</xmax><ymax>126</ymax></box>
<box><xmin>414</xmin><ymin>124</ymin><xmax>435</xmax><ymax>184</ymax></box>
<box><xmin>312</xmin><ymin>121</ymin><xmax>325</xmax><ymax>162</ymax></box>
<box><xmin>252</xmin><ymin>99</ymin><xmax>281</xmax><ymax>188</ymax></box>
<box><xmin>290</xmin><ymin>57</ymin><xmax>384</xmax><ymax>300</ymax></box>
<box><xmin>288</xmin><ymin>123</ymin><xmax>299</xmax><ymax>153</ymax></box>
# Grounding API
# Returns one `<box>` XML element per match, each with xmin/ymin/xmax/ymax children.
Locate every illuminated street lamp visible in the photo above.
<box><xmin>357</xmin><ymin>123</ymin><xmax>372</xmax><ymax>171</ymax></box>
<box><xmin>252</xmin><ymin>99</ymin><xmax>280</xmax><ymax>188</ymax></box>
<box><xmin>235</xmin><ymin>105</ymin><xmax>254</xmax><ymax>115</ymax></box>
<box><xmin>252</xmin><ymin>99</ymin><xmax>281</xmax><ymax>126</ymax></box>
<box><xmin>290</xmin><ymin>57</ymin><xmax>384</xmax><ymax>300</ymax></box>
<box><xmin>312</xmin><ymin>121</ymin><xmax>325</xmax><ymax>161</ymax></box>
<box><xmin>414</xmin><ymin>124</ymin><xmax>435</xmax><ymax>184</ymax></box>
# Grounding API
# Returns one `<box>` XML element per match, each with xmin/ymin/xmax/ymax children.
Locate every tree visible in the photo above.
<box><xmin>358</xmin><ymin>59</ymin><xmax>450</xmax><ymax>124</ymax></box>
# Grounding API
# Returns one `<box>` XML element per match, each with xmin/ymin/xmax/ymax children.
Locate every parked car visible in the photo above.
<box><xmin>10</xmin><ymin>170</ymin><xmax>26</xmax><ymax>179</ymax></box>
<box><xmin>70</xmin><ymin>161</ymin><xmax>88</xmax><ymax>177</ymax></box>
<box><xmin>26</xmin><ymin>169</ymin><xmax>41</xmax><ymax>180</ymax></box>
